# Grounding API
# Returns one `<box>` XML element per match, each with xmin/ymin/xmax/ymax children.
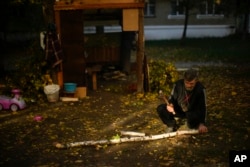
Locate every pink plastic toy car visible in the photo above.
<box><xmin>0</xmin><ymin>89</ymin><xmax>26</xmax><ymax>112</ymax></box>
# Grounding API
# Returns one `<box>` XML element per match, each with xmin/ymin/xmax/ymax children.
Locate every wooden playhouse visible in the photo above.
<box><xmin>53</xmin><ymin>0</ymin><xmax>145</xmax><ymax>92</ymax></box>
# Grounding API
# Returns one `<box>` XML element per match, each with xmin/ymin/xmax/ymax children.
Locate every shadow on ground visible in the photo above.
<box><xmin>0</xmin><ymin>65</ymin><xmax>250</xmax><ymax>167</ymax></box>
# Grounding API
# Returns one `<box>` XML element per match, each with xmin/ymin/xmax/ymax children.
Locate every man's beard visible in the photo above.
<box><xmin>185</xmin><ymin>87</ymin><xmax>194</xmax><ymax>92</ymax></box>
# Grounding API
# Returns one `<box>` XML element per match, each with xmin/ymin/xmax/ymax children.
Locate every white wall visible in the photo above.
<box><xmin>144</xmin><ymin>25</ymin><xmax>236</xmax><ymax>40</ymax></box>
<box><xmin>84</xmin><ymin>25</ymin><xmax>236</xmax><ymax>40</ymax></box>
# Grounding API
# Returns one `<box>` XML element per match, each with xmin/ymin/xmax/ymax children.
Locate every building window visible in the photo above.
<box><xmin>168</xmin><ymin>0</ymin><xmax>185</xmax><ymax>19</ymax></box>
<box><xmin>197</xmin><ymin>0</ymin><xmax>224</xmax><ymax>19</ymax></box>
<box><xmin>144</xmin><ymin>0</ymin><xmax>156</xmax><ymax>17</ymax></box>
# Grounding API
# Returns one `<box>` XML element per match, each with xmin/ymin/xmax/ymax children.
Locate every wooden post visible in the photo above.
<box><xmin>92</xmin><ymin>72</ymin><xmax>97</xmax><ymax>90</ymax></box>
<box><xmin>54</xmin><ymin>11</ymin><xmax>61</xmax><ymax>39</ymax></box>
<box><xmin>136</xmin><ymin>8</ymin><xmax>144</xmax><ymax>92</ymax></box>
<box><xmin>54</xmin><ymin>10</ymin><xmax>64</xmax><ymax>89</ymax></box>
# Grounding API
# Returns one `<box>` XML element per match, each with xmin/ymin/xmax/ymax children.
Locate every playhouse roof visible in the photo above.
<box><xmin>54</xmin><ymin>0</ymin><xmax>145</xmax><ymax>10</ymax></box>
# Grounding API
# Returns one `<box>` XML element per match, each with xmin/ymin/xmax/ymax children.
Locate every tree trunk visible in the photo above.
<box><xmin>54</xmin><ymin>130</ymin><xmax>199</xmax><ymax>148</ymax></box>
<box><xmin>242</xmin><ymin>1</ymin><xmax>250</xmax><ymax>40</ymax></box>
<box><xmin>181</xmin><ymin>0</ymin><xmax>190</xmax><ymax>43</ymax></box>
<box><xmin>235</xmin><ymin>0</ymin><xmax>250</xmax><ymax>40</ymax></box>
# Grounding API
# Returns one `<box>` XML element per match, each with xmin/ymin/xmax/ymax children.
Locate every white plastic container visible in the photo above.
<box><xmin>44</xmin><ymin>84</ymin><xmax>60</xmax><ymax>102</ymax></box>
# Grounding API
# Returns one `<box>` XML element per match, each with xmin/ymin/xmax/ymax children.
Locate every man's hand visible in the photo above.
<box><xmin>198</xmin><ymin>124</ymin><xmax>208</xmax><ymax>133</ymax></box>
<box><xmin>166</xmin><ymin>104</ymin><xmax>175</xmax><ymax>114</ymax></box>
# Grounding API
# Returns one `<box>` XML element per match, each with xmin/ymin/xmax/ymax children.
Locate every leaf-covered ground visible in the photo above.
<box><xmin>0</xmin><ymin>65</ymin><xmax>249</xmax><ymax>167</ymax></box>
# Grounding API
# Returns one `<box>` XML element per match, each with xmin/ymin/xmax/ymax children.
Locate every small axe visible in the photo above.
<box><xmin>159</xmin><ymin>90</ymin><xmax>176</xmax><ymax>115</ymax></box>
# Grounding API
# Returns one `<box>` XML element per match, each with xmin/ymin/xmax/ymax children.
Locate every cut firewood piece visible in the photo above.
<box><xmin>60</xmin><ymin>97</ymin><xmax>79</xmax><ymax>102</ymax></box>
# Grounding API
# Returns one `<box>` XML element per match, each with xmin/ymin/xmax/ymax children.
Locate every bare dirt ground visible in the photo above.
<box><xmin>0</xmin><ymin>65</ymin><xmax>250</xmax><ymax>167</ymax></box>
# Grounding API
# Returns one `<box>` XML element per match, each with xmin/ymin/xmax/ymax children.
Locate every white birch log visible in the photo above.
<box><xmin>54</xmin><ymin>130</ymin><xmax>199</xmax><ymax>149</ymax></box>
<box><xmin>120</xmin><ymin>131</ymin><xmax>146</xmax><ymax>137</ymax></box>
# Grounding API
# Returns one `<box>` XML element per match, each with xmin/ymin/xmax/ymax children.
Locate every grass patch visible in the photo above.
<box><xmin>145</xmin><ymin>37</ymin><xmax>250</xmax><ymax>63</ymax></box>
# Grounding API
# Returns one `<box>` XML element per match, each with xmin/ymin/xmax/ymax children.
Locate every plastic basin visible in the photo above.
<box><xmin>64</xmin><ymin>83</ymin><xmax>77</xmax><ymax>93</ymax></box>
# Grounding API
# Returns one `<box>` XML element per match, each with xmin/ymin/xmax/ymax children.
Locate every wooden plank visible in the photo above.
<box><xmin>54</xmin><ymin>3</ymin><xmax>144</xmax><ymax>10</ymax></box>
<box><xmin>92</xmin><ymin>72</ymin><xmax>97</xmax><ymax>90</ymax></box>
<box><xmin>56</xmin><ymin>0</ymin><xmax>141</xmax><ymax>5</ymax></box>
<box><xmin>136</xmin><ymin>8</ymin><xmax>144</xmax><ymax>92</ymax></box>
<box><xmin>123</xmin><ymin>9</ymin><xmax>139</xmax><ymax>31</ymax></box>
<box><xmin>54</xmin><ymin>10</ymin><xmax>64</xmax><ymax>88</ymax></box>
<box><xmin>85</xmin><ymin>47</ymin><xmax>120</xmax><ymax>64</ymax></box>
<box><xmin>60</xmin><ymin>97</ymin><xmax>79</xmax><ymax>102</ymax></box>
<box><xmin>54</xmin><ymin>11</ymin><xmax>61</xmax><ymax>40</ymax></box>
<box><xmin>60</xmin><ymin>10</ymin><xmax>86</xmax><ymax>84</ymax></box>
<box><xmin>73</xmin><ymin>0</ymin><xmax>140</xmax><ymax>4</ymax></box>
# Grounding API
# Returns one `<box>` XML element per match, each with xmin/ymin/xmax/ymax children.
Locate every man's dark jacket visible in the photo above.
<box><xmin>169</xmin><ymin>79</ymin><xmax>207</xmax><ymax>124</ymax></box>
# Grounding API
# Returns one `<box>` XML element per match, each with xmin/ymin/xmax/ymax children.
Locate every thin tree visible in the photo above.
<box><xmin>181</xmin><ymin>0</ymin><xmax>190</xmax><ymax>42</ymax></box>
<box><xmin>234</xmin><ymin>0</ymin><xmax>249</xmax><ymax>39</ymax></box>
<box><xmin>180</xmin><ymin>0</ymin><xmax>200</xmax><ymax>43</ymax></box>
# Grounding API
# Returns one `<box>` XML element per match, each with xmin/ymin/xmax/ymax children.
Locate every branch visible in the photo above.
<box><xmin>54</xmin><ymin>130</ymin><xmax>199</xmax><ymax>149</ymax></box>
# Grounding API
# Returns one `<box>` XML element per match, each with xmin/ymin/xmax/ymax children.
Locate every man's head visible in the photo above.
<box><xmin>183</xmin><ymin>68</ymin><xmax>198</xmax><ymax>91</ymax></box>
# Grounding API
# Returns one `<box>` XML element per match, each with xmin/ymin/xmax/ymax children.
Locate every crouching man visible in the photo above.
<box><xmin>157</xmin><ymin>68</ymin><xmax>208</xmax><ymax>133</ymax></box>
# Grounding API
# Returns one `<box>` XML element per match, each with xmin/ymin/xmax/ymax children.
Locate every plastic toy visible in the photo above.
<box><xmin>0</xmin><ymin>89</ymin><xmax>26</xmax><ymax>112</ymax></box>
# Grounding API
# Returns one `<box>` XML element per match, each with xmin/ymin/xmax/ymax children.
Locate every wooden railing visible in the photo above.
<box><xmin>85</xmin><ymin>46</ymin><xmax>120</xmax><ymax>64</ymax></box>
